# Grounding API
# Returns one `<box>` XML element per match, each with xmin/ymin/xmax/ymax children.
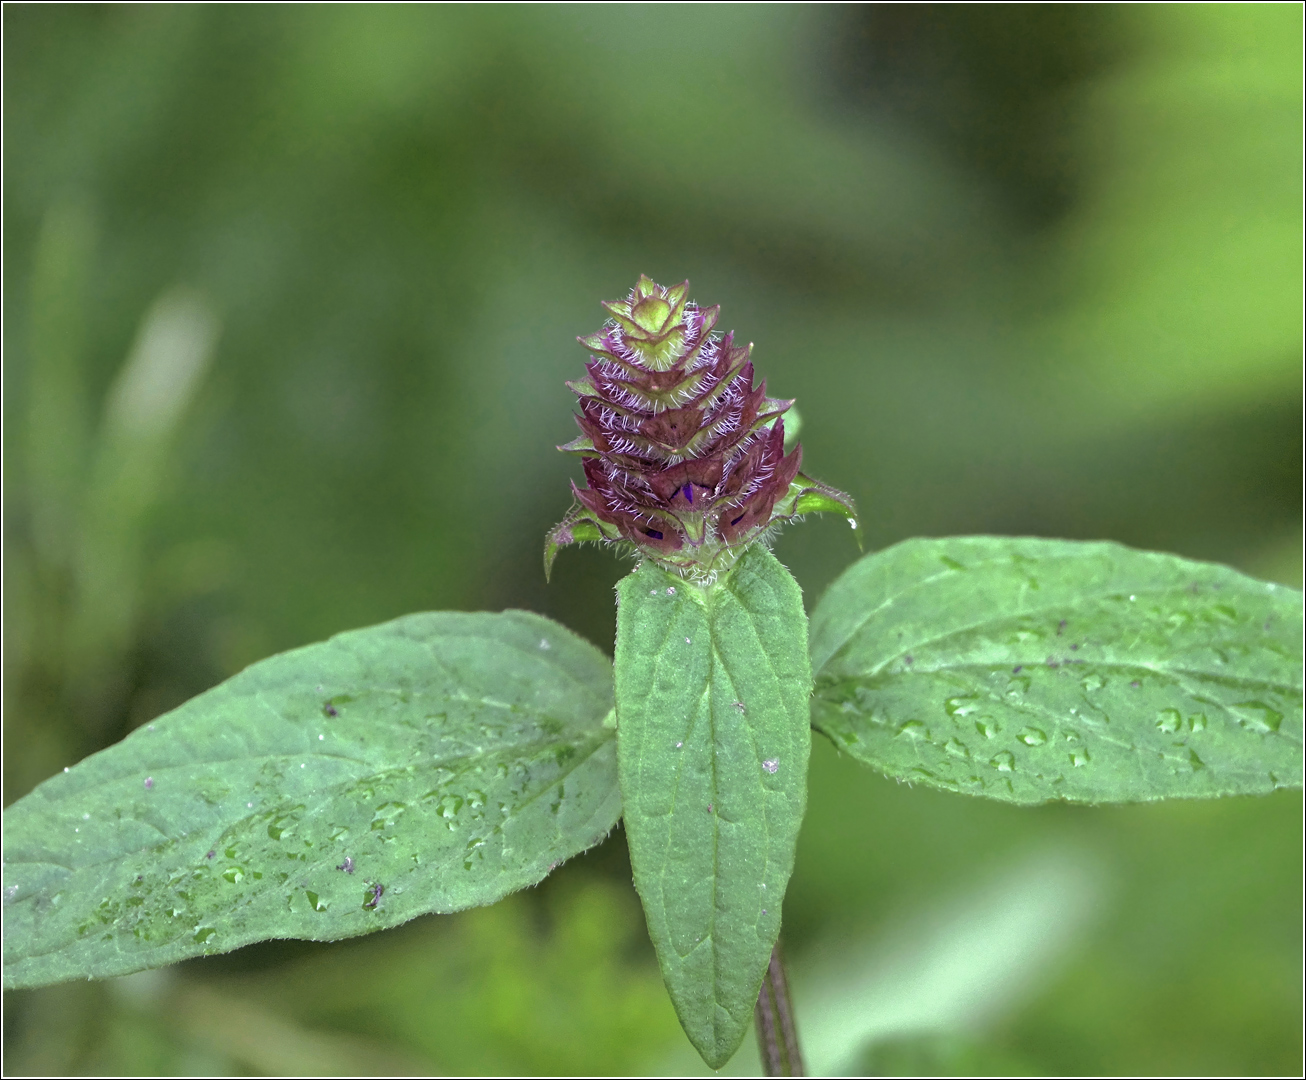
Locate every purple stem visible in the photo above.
<box><xmin>755</xmin><ymin>940</ymin><xmax>805</xmax><ymax>1076</ymax></box>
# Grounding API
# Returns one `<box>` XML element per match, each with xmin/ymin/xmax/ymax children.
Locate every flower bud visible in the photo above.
<box><xmin>546</xmin><ymin>276</ymin><xmax>856</xmax><ymax>580</ymax></box>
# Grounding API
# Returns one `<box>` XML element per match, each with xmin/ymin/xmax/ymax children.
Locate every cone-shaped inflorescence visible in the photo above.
<box><xmin>546</xmin><ymin>275</ymin><xmax>857</xmax><ymax>581</ymax></box>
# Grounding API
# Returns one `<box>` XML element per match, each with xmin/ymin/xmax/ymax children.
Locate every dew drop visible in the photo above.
<box><xmin>1070</xmin><ymin>750</ymin><xmax>1090</xmax><ymax>767</ymax></box>
<box><xmin>762</xmin><ymin>759</ymin><xmax>779</xmax><ymax>774</ymax></box>
<box><xmin>438</xmin><ymin>794</ymin><xmax>464</xmax><ymax>819</ymax></box>
<box><xmin>1188</xmin><ymin>713</ymin><xmax>1207</xmax><ymax>732</ymax></box>
<box><xmin>1155</xmin><ymin>708</ymin><xmax>1182</xmax><ymax>734</ymax></box>
<box><xmin>685</xmin><ymin>637</ymin><xmax>692</xmax><ymax>645</ymax></box>
<box><xmin>897</xmin><ymin>720</ymin><xmax>928</xmax><ymax>740</ymax></box>
<box><xmin>194</xmin><ymin>927</ymin><xmax>217</xmax><ymax>944</ymax></box>
<box><xmin>1018</xmin><ymin>728</ymin><xmax>1047</xmax><ymax>746</ymax></box>
<box><xmin>944</xmin><ymin>739</ymin><xmax>970</xmax><ymax>759</ymax></box>
<box><xmin>675</xmin><ymin>741</ymin><xmax>683</xmax><ymax>749</ymax></box>
<box><xmin>81</xmin><ymin>813</ymin><xmax>90</xmax><ymax>821</ymax></box>
<box><xmin>223</xmin><ymin>867</ymin><xmax>244</xmax><ymax>884</ymax></box>
<box><xmin>975</xmin><ymin>719</ymin><xmax>1000</xmax><ymax>739</ymax></box>
<box><xmin>944</xmin><ymin>696</ymin><xmax>979</xmax><ymax>718</ymax></box>
<box><xmin>1231</xmin><ymin>701</ymin><xmax>1283</xmax><ymax>734</ymax></box>
<box><xmin>1006</xmin><ymin>676</ymin><xmax>1031</xmax><ymax>697</ymax></box>
<box><xmin>318</xmin><ymin>734</ymin><xmax>325</xmax><ymax>741</ymax></box>
<box><xmin>306</xmin><ymin>890</ymin><xmax>329</xmax><ymax>912</ymax></box>
<box><xmin>538</xmin><ymin>638</ymin><xmax>551</xmax><ymax>650</ymax></box>
<box><xmin>1188</xmin><ymin>748</ymin><xmax>1206</xmax><ymax>771</ymax></box>
<box><xmin>1080</xmin><ymin>673</ymin><xmax>1105</xmax><ymax>691</ymax></box>
<box><xmin>63</xmin><ymin>767</ymin><xmax>70</xmax><ymax>773</ymax></box>
<box><xmin>989</xmin><ymin>751</ymin><xmax>1015</xmax><ymax>772</ymax></box>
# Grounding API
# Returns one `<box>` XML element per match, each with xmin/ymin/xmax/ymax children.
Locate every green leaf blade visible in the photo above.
<box><xmin>810</xmin><ymin>537</ymin><xmax>1303</xmax><ymax>805</ymax></box>
<box><xmin>3</xmin><ymin>610</ymin><xmax>620</xmax><ymax>990</ymax></box>
<box><xmin>615</xmin><ymin>546</ymin><xmax>811</xmax><ymax>1068</ymax></box>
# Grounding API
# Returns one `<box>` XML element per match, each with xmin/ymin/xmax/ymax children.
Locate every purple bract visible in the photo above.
<box><xmin>546</xmin><ymin>276</ymin><xmax>856</xmax><ymax>581</ymax></box>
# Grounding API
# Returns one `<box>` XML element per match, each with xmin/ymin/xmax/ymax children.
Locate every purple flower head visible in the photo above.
<box><xmin>546</xmin><ymin>276</ymin><xmax>856</xmax><ymax>580</ymax></box>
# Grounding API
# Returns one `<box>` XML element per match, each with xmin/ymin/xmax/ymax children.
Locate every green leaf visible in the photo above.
<box><xmin>3</xmin><ymin>610</ymin><xmax>620</xmax><ymax>991</ymax></box>
<box><xmin>614</xmin><ymin>545</ymin><xmax>811</xmax><ymax>1068</ymax></box>
<box><xmin>544</xmin><ymin>500</ymin><xmax>621</xmax><ymax>580</ymax></box>
<box><xmin>810</xmin><ymin>537</ymin><xmax>1303</xmax><ymax>805</ymax></box>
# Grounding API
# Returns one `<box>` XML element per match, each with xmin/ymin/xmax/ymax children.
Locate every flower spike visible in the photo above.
<box><xmin>546</xmin><ymin>277</ymin><xmax>856</xmax><ymax>581</ymax></box>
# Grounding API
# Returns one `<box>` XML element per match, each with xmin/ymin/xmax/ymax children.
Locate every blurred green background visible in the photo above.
<box><xmin>3</xmin><ymin>4</ymin><xmax>1301</xmax><ymax>1075</ymax></box>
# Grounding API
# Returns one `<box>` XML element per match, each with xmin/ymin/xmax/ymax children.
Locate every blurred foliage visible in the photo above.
<box><xmin>2</xmin><ymin>3</ymin><xmax>1300</xmax><ymax>1075</ymax></box>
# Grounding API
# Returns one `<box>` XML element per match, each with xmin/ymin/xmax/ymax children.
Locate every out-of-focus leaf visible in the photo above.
<box><xmin>857</xmin><ymin>1032</ymin><xmax>1040</xmax><ymax>1077</ymax></box>
<box><xmin>810</xmin><ymin>537</ymin><xmax>1303</xmax><ymax>804</ymax></box>
<box><xmin>68</xmin><ymin>288</ymin><xmax>220</xmax><ymax>679</ymax></box>
<box><xmin>1030</xmin><ymin>3</ymin><xmax>1303</xmax><ymax>425</ymax></box>
<box><xmin>25</xmin><ymin>199</ymin><xmax>94</xmax><ymax>568</ymax></box>
<box><xmin>2</xmin><ymin>610</ymin><xmax>620</xmax><ymax>990</ymax></box>
<box><xmin>614</xmin><ymin>545</ymin><xmax>811</xmax><ymax>1068</ymax></box>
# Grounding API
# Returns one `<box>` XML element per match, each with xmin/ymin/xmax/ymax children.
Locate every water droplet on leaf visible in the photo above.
<box><xmin>944</xmin><ymin>739</ymin><xmax>970</xmax><ymax>758</ymax></box>
<box><xmin>1231</xmin><ymin>701</ymin><xmax>1282</xmax><ymax>734</ymax></box>
<box><xmin>1156</xmin><ymin>709</ymin><xmax>1182</xmax><ymax>734</ymax></box>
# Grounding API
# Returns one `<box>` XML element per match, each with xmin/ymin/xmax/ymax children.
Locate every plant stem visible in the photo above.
<box><xmin>755</xmin><ymin>940</ymin><xmax>805</xmax><ymax>1076</ymax></box>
